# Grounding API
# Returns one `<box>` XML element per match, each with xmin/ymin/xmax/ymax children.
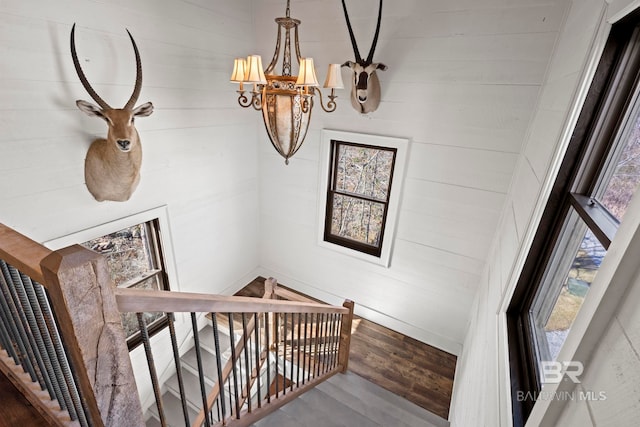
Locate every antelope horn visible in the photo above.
<box><xmin>341</xmin><ymin>0</ymin><xmax>362</xmax><ymax>62</ymax></box>
<box><xmin>365</xmin><ymin>0</ymin><xmax>383</xmax><ymax>65</ymax></box>
<box><xmin>124</xmin><ymin>29</ymin><xmax>143</xmax><ymax>110</ymax></box>
<box><xmin>71</xmin><ymin>24</ymin><xmax>111</xmax><ymax>110</ymax></box>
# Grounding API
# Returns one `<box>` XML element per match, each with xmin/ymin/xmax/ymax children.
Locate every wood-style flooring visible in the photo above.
<box><xmin>235</xmin><ymin>277</ymin><xmax>457</xmax><ymax>420</ymax></box>
<box><xmin>0</xmin><ymin>370</ymin><xmax>49</xmax><ymax>427</ymax></box>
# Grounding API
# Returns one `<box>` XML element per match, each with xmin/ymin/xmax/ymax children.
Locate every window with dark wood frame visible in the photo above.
<box><xmin>507</xmin><ymin>12</ymin><xmax>640</xmax><ymax>425</ymax></box>
<box><xmin>81</xmin><ymin>219</ymin><xmax>171</xmax><ymax>350</ymax></box>
<box><xmin>324</xmin><ymin>140</ymin><xmax>397</xmax><ymax>257</ymax></box>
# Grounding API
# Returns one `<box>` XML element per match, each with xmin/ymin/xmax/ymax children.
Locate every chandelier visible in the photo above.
<box><xmin>230</xmin><ymin>0</ymin><xmax>344</xmax><ymax>164</ymax></box>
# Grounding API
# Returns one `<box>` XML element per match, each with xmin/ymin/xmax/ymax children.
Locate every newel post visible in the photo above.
<box><xmin>338</xmin><ymin>300</ymin><xmax>355</xmax><ymax>373</ymax></box>
<box><xmin>41</xmin><ymin>245</ymin><xmax>143</xmax><ymax>427</ymax></box>
<box><xmin>263</xmin><ymin>277</ymin><xmax>278</xmax><ymax>349</ymax></box>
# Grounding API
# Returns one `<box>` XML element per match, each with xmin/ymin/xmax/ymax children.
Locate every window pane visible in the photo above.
<box><xmin>335</xmin><ymin>143</ymin><xmax>394</xmax><ymax>201</ymax></box>
<box><xmin>82</xmin><ymin>224</ymin><xmax>155</xmax><ymax>287</ymax></box>
<box><xmin>118</xmin><ymin>276</ymin><xmax>164</xmax><ymax>338</ymax></box>
<box><xmin>543</xmin><ymin>229</ymin><xmax>605</xmax><ymax>360</ymax></box>
<box><xmin>534</xmin><ymin>218</ymin><xmax>606</xmax><ymax>364</ymax></box>
<box><xmin>599</xmin><ymin>102</ymin><xmax>640</xmax><ymax>221</ymax></box>
<box><xmin>330</xmin><ymin>194</ymin><xmax>385</xmax><ymax>246</ymax></box>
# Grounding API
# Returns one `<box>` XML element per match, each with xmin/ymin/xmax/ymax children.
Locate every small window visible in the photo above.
<box><xmin>318</xmin><ymin>130</ymin><xmax>408</xmax><ymax>267</ymax></box>
<box><xmin>324</xmin><ymin>141</ymin><xmax>396</xmax><ymax>257</ymax></box>
<box><xmin>44</xmin><ymin>207</ymin><xmax>178</xmax><ymax>351</ymax></box>
<box><xmin>81</xmin><ymin>219</ymin><xmax>170</xmax><ymax>349</ymax></box>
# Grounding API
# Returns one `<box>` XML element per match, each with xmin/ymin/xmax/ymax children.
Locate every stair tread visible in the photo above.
<box><xmin>182</xmin><ymin>346</ymin><xmax>227</xmax><ymax>382</ymax></box>
<box><xmin>278</xmin><ymin>394</ymin><xmax>345</xmax><ymax>427</ymax></box>
<box><xmin>327</xmin><ymin>372</ymin><xmax>449</xmax><ymax>426</ymax></box>
<box><xmin>148</xmin><ymin>391</ymin><xmax>199</xmax><ymax>427</ymax></box>
<box><xmin>197</xmin><ymin>325</ymin><xmax>233</xmax><ymax>354</ymax></box>
<box><xmin>252</xmin><ymin>409</ymin><xmax>300</xmax><ymax>427</ymax></box>
<box><xmin>318</xmin><ymin>374</ymin><xmax>446</xmax><ymax>427</ymax></box>
<box><xmin>297</xmin><ymin>386</ymin><xmax>382</xmax><ymax>427</ymax></box>
<box><xmin>166</xmin><ymin>366</ymin><xmax>212</xmax><ymax>409</ymax></box>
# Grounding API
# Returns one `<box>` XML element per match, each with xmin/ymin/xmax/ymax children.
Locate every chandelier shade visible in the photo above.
<box><xmin>231</xmin><ymin>0</ymin><xmax>341</xmax><ymax>164</ymax></box>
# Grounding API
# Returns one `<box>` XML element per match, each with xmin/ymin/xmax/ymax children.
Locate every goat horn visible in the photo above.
<box><xmin>124</xmin><ymin>29</ymin><xmax>143</xmax><ymax>110</ymax></box>
<box><xmin>341</xmin><ymin>0</ymin><xmax>362</xmax><ymax>62</ymax></box>
<box><xmin>365</xmin><ymin>0</ymin><xmax>383</xmax><ymax>64</ymax></box>
<box><xmin>70</xmin><ymin>23</ymin><xmax>111</xmax><ymax>110</ymax></box>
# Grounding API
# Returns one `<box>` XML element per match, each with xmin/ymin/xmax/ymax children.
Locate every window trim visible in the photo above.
<box><xmin>507</xmin><ymin>13</ymin><xmax>640</xmax><ymax>425</ymax></box>
<box><xmin>43</xmin><ymin>206</ymin><xmax>180</xmax><ymax>350</ymax></box>
<box><xmin>317</xmin><ymin>130</ymin><xmax>409</xmax><ymax>267</ymax></box>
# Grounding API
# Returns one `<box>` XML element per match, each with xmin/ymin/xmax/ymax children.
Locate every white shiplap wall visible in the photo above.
<box><xmin>253</xmin><ymin>0</ymin><xmax>568</xmax><ymax>355</ymax></box>
<box><xmin>0</xmin><ymin>0</ymin><xmax>261</xmax><ymax>295</ymax></box>
<box><xmin>451</xmin><ymin>0</ymin><xmax>640</xmax><ymax>425</ymax></box>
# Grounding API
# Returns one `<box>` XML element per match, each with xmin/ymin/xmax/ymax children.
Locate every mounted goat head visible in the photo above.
<box><xmin>70</xmin><ymin>23</ymin><xmax>153</xmax><ymax>202</ymax></box>
<box><xmin>341</xmin><ymin>0</ymin><xmax>387</xmax><ymax>114</ymax></box>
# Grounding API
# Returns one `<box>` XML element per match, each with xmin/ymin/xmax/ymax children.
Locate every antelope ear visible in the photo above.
<box><xmin>133</xmin><ymin>102</ymin><xmax>154</xmax><ymax>117</ymax></box>
<box><xmin>76</xmin><ymin>100</ymin><xmax>106</xmax><ymax>119</ymax></box>
<box><xmin>375</xmin><ymin>63</ymin><xmax>388</xmax><ymax>71</ymax></box>
<box><xmin>341</xmin><ymin>61</ymin><xmax>355</xmax><ymax>68</ymax></box>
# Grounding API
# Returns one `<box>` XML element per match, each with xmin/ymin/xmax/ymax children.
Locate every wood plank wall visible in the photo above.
<box><xmin>451</xmin><ymin>0</ymin><xmax>640</xmax><ymax>425</ymax></box>
<box><xmin>254</xmin><ymin>0</ymin><xmax>569</xmax><ymax>355</ymax></box>
<box><xmin>0</xmin><ymin>0</ymin><xmax>260</xmax><ymax>296</ymax></box>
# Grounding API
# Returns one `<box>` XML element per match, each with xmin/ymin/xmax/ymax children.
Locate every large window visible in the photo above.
<box><xmin>508</xmin><ymin>14</ymin><xmax>640</xmax><ymax>425</ymax></box>
<box><xmin>317</xmin><ymin>130</ymin><xmax>409</xmax><ymax>267</ymax></box>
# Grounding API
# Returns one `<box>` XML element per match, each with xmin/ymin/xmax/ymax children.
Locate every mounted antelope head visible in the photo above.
<box><xmin>341</xmin><ymin>0</ymin><xmax>387</xmax><ymax>114</ymax></box>
<box><xmin>70</xmin><ymin>24</ymin><xmax>153</xmax><ymax>202</ymax></box>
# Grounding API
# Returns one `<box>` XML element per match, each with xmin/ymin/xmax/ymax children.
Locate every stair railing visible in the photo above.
<box><xmin>0</xmin><ymin>223</ymin><xmax>142</xmax><ymax>427</ymax></box>
<box><xmin>115</xmin><ymin>282</ymin><xmax>354</xmax><ymax>427</ymax></box>
<box><xmin>0</xmin><ymin>222</ymin><xmax>355</xmax><ymax>427</ymax></box>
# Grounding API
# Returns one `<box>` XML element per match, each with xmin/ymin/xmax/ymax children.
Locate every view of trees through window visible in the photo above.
<box><xmin>539</xmin><ymin>99</ymin><xmax>640</xmax><ymax>362</ymax></box>
<box><xmin>326</xmin><ymin>141</ymin><xmax>395</xmax><ymax>255</ymax></box>
<box><xmin>81</xmin><ymin>221</ymin><xmax>167</xmax><ymax>341</ymax></box>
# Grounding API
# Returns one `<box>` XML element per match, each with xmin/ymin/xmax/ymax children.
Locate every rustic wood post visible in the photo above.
<box><xmin>263</xmin><ymin>277</ymin><xmax>278</xmax><ymax>349</ymax></box>
<box><xmin>41</xmin><ymin>245</ymin><xmax>143</xmax><ymax>427</ymax></box>
<box><xmin>338</xmin><ymin>300</ymin><xmax>355</xmax><ymax>373</ymax></box>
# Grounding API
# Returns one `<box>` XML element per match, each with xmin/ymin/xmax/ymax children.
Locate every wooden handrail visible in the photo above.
<box><xmin>0</xmin><ymin>223</ymin><xmax>51</xmax><ymax>284</ymax></box>
<box><xmin>114</xmin><ymin>288</ymin><xmax>350</xmax><ymax>315</ymax></box>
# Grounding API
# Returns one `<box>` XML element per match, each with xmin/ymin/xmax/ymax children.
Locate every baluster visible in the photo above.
<box><xmin>22</xmin><ymin>273</ymin><xmax>76</xmax><ymax>419</ymax></box>
<box><xmin>290</xmin><ymin>313</ymin><xmax>295</xmax><ymax>392</ymax></box>
<box><xmin>168</xmin><ymin>313</ymin><xmax>190</xmax><ymax>426</ymax></box>
<box><xmin>34</xmin><ymin>284</ymin><xmax>88</xmax><ymax>426</ymax></box>
<box><xmin>302</xmin><ymin>313</ymin><xmax>308</xmax><ymax>385</ymax></box>
<box><xmin>137</xmin><ymin>313</ymin><xmax>166</xmax><ymax>427</ymax></box>
<box><xmin>191</xmin><ymin>313</ymin><xmax>212</xmax><ymax>427</ymax></box>
<box><xmin>11</xmin><ymin>268</ymin><xmax>64</xmax><ymax>408</ymax></box>
<box><xmin>275</xmin><ymin>313</ymin><xmax>280</xmax><ymax>398</ymax></box>
<box><xmin>282</xmin><ymin>313</ymin><xmax>287</xmax><ymax>396</ymax></box>
<box><xmin>0</xmin><ymin>262</ymin><xmax>45</xmax><ymax>387</ymax></box>
<box><xmin>211</xmin><ymin>314</ymin><xmax>227</xmax><ymax>422</ymax></box>
<box><xmin>254</xmin><ymin>312</ymin><xmax>262</xmax><ymax>408</ymax></box>
<box><xmin>313</xmin><ymin>313</ymin><xmax>321</xmax><ymax>379</ymax></box>
<box><xmin>296</xmin><ymin>312</ymin><xmax>302</xmax><ymax>386</ymax></box>
<box><xmin>241</xmin><ymin>313</ymin><xmax>251</xmax><ymax>413</ymax></box>
<box><xmin>265</xmin><ymin>313</ymin><xmax>271</xmax><ymax>403</ymax></box>
<box><xmin>227</xmin><ymin>313</ymin><xmax>241</xmax><ymax>418</ymax></box>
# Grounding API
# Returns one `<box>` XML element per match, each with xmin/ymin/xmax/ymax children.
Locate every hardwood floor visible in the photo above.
<box><xmin>235</xmin><ymin>277</ymin><xmax>457</xmax><ymax>420</ymax></box>
<box><xmin>0</xmin><ymin>370</ymin><xmax>49</xmax><ymax>427</ymax></box>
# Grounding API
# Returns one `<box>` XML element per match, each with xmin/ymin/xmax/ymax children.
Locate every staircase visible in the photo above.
<box><xmin>145</xmin><ymin>324</ymin><xmax>233</xmax><ymax>426</ymax></box>
<box><xmin>252</xmin><ymin>371</ymin><xmax>449</xmax><ymax>427</ymax></box>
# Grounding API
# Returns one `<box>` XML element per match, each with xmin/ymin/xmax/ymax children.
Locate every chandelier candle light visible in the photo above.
<box><xmin>230</xmin><ymin>0</ymin><xmax>344</xmax><ymax>164</ymax></box>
